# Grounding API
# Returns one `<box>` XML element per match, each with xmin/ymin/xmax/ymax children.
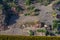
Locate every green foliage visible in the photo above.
<box><xmin>24</xmin><ymin>6</ymin><xmax>35</xmax><ymax>16</ymax></box>
<box><xmin>37</xmin><ymin>0</ymin><xmax>53</xmax><ymax>6</ymax></box>
<box><xmin>53</xmin><ymin>20</ymin><xmax>58</xmax><ymax>29</ymax></box>
<box><xmin>37</xmin><ymin>0</ymin><xmax>43</xmax><ymax>3</ymax></box>
<box><xmin>16</xmin><ymin>6</ymin><xmax>24</xmax><ymax>12</ymax></box>
<box><xmin>55</xmin><ymin>31</ymin><xmax>58</xmax><ymax>34</ymax></box>
<box><xmin>56</xmin><ymin>1</ymin><xmax>60</xmax><ymax>4</ymax></box>
<box><xmin>53</xmin><ymin>20</ymin><xmax>60</xmax><ymax>29</ymax></box>
<box><xmin>34</xmin><ymin>9</ymin><xmax>40</xmax><ymax>12</ymax></box>
<box><xmin>27</xmin><ymin>6</ymin><xmax>35</xmax><ymax>10</ymax></box>
<box><xmin>25</xmin><ymin>0</ymin><xmax>31</xmax><ymax>5</ymax></box>
<box><xmin>34</xmin><ymin>9</ymin><xmax>40</xmax><ymax>16</ymax></box>
<box><xmin>8</xmin><ymin>2</ymin><xmax>16</xmax><ymax>7</ymax></box>
<box><xmin>37</xmin><ymin>29</ymin><xmax>46</xmax><ymax>33</ymax></box>
<box><xmin>24</xmin><ymin>13</ymin><xmax>30</xmax><ymax>16</ymax></box>
<box><xmin>29</xmin><ymin>30</ymin><xmax>34</xmax><ymax>36</ymax></box>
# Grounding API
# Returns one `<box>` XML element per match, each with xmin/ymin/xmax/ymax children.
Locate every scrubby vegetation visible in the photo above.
<box><xmin>0</xmin><ymin>35</ymin><xmax>59</xmax><ymax>40</ymax></box>
<box><xmin>0</xmin><ymin>0</ymin><xmax>24</xmax><ymax>26</ymax></box>
<box><xmin>37</xmin><ymin>29</ymin><xmax>46</xmax><ymax>33</ymax></box>
<box><xmin>37</xmin><ymin>0</ymin><xmax>54</xmax><ymax>6</ymax></box>
<box><xmin>53</xmin><ymin>20</ymin><xmax>58</xmax><ymax>29</ymax></box>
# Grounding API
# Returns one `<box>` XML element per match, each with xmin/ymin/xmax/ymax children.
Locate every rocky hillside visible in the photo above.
<box><xmin>0</xmin><ymin>0</ymin><xmax>55</xmax><ymax>31</ymax></box>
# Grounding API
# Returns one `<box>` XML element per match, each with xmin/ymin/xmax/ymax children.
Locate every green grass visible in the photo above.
<box><xmin>0</xmin><ymin>35</ymin><xmax>59</xmax><ymax>40</ymax></box>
